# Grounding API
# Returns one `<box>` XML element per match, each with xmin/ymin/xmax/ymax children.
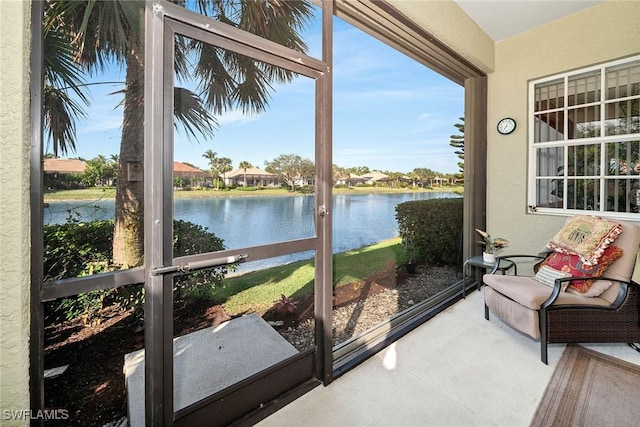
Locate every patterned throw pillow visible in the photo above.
<box><xmin>536</xmin><ymin>246</ymin><xmax>623</xmax><ymax>295</ymax></box>
<box><xmin>534</xmin><ymin>265</ymin><xmax>571</xmax><ymax>288</ymax></box>
<box><xmin>547</xmin><ymin>215</ymin><xmax>622</xmax><ymax>266</ymax></box>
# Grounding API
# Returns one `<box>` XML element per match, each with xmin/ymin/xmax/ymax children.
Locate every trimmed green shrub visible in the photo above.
<box><xmin>395</xmin><ymin>197</ymin><xmax>463</xmax><ymax>267</ymax></box>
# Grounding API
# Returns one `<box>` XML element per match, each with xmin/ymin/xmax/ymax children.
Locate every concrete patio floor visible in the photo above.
<box><xmin>257</xmin><ymin>289</ymin><xmax>640</xmax><ymax>427</ymax></box>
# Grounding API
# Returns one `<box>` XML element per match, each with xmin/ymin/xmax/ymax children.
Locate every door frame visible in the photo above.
<box><xmin>143</xmin><ymin>2</ymin><xmax>333</xmax><ymax>424</ymax></box>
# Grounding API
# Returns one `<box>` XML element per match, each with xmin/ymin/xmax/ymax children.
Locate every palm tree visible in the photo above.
<box><xmin>239</xmin><ymin>160</ymin><xmax>253</xmax><ymax>187</ymax></box>
<box><xmin>216</xmin><ymin>157</ymin><xmax>233</xmax><ymax>189</ymax></box>
<box><xmin>44</xmin><ymin>0</ymin><xmax>314</xmax><ymax>267</ymax></box>
<box><xmin>202</xmin><ymin>150</ymin><xmax>220</xmax><ymax>189</ymax></box>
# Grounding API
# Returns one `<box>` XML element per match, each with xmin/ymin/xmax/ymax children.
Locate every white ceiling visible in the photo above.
<box><xmin>454</xmin><ymin>0</ymin><xmax>606</xmax><ymax>41</ymax></box>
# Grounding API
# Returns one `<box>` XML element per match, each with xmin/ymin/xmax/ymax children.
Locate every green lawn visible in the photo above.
<box><xmin>198</xmin><ymin>237</ymin><xmax>406</xmax><ymax>315</ymax></box>
<box><xmin>44</xmin><ymin>187</ymin><xmax>118</xmax><ymax>201</ymax></box>
<box><xmin>44</xmin><ymin>185</ymin><xmax>463</xmax><ymax>201</ymax></box>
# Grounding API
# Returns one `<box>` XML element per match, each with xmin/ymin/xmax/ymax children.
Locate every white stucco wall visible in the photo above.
<box><xmin>486</xmin><ymin>0</ymin><xmax>640</xmax><ymax>280</ymax></box>
<box><xmin>0</xmin><ymin>0</ymin><xmax>31</xmax><ymax>424</ymax></box>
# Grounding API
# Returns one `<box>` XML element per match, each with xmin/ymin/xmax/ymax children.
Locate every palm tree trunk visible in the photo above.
<box><xmin>113</xmin><ymin>46</ymin><xmax>145</xmax><ymax>267</ymax></box>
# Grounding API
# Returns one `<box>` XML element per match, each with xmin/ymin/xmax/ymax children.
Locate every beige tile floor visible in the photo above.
<box><xmin>257</xmin><ymin>290</ymin><xmax>640</xmax><ymax>427</ymax></box>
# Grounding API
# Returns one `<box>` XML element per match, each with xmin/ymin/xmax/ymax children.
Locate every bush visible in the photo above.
<box><xmin>395</xmin><ymin>198</ymin><xmax>463</xmax><ymax>267</ymax></box>
<box><xmin>44</xmin><ymin>219</ymin><xmax>227</xmax><ymax>322</ymax></box>
<box><xmin>173</xmin><ymin>219</ymin><xmax>224</xmax><ymax>256</ymax></box>
<box><xmin>44</xmin><ymin>173</ymin><xmax>85</xmax><ymax>190</ymax></box>
<box><xmin>172</xmin><ymin>219</ymin><xmax>229</xmax><ymax>300</ymax></box>
<box><xmin>44</xmin><ymin>220</ymin><xmax>114</xmax><ymax>281</ymax></box>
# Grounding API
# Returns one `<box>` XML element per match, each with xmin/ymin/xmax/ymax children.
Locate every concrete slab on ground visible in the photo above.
<box><xmin>124</xmin><ymin>313</ymin><xmax>298</xmax><ymax>427</ymax></box>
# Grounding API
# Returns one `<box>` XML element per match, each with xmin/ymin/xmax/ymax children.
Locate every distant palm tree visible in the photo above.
<box><xmin>217</xmin><ymin>157</ymin><xmax>233</xmax><ymax>188</ymax></box>
<box><xmin>203</xmin><ymin>149</ymin><xmax>219</xmax><ymax>188</ymax></box>
<box><xmin>239</xmin><ymin>160</ymin><xmax>253</xmax><ymax>187</ymax></box>
<box><xmin>44</xmin><ymin>0</ymin><xmax>314</xmax><ymax>267</ymax></box>
<box><xmin>203</xmin><ymin>150</ymin><xmax>218</xmax><ymax>169</ymax></box>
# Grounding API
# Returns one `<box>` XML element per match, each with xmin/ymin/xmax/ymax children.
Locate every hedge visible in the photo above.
<box><xmin>395</xmin><ymin>197</ymin><xmax>463</xmax><ymax>267</ymax></box>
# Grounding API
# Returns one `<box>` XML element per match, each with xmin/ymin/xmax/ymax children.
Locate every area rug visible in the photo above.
<box><xmin>530</xmin><ymin>345</ymin><xmax>640</xmax><ymax>426</ymax></box>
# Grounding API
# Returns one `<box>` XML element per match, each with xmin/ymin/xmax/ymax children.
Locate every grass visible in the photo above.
<box><xmin>198</xmin><ymin>238</ymin><xmax>406</xmax><ymax>315</ymax></box>
<box><xmin>44</xmin><ymin>187</ymin><xmax>118</xmax><ymax>201</ymax></box>
<box><xmin>44</xmin><ymin>185</ymin><xmax>463</xmax><ymax>201</ymax></box>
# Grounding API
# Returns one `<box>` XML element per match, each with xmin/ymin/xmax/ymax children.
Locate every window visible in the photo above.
<box><xmin>529</xmin><ymin>55</ymin><xmax>640</xmax><ymax>219</ymax></box>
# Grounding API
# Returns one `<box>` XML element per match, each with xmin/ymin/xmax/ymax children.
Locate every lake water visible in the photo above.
<box><xmin>45</xmin><ymin>192</ymin><xmax>460</xmax><ymax>271</ymax></box>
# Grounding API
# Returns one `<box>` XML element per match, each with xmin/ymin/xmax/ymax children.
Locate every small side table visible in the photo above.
<box><xmin>462</xmin><ymin>255</ymin><xmax>515</xmax><ymax>297</ymax></box>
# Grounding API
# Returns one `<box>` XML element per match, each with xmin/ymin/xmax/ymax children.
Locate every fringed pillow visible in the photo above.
<box><xmin>535</xmin><ymin>246</ymin><xmax>623</xmax><ymax>296</ymax></box>
<box><xmin>547</xmin><ymin>215</ymin><xmax>622</xmax><ymax>266</ymax></box>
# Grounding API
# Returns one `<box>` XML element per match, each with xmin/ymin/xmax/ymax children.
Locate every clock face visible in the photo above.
<box><xmin>497</xmin><ymin>118</ymin><xmax>516</xmax><ymax>135</ymax></box>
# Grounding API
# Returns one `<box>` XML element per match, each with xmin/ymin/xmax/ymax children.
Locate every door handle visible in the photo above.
<box><xmin>151</xmin><ymin>253</ymin><xmax>248</xmax><ymax>276</ymax></box>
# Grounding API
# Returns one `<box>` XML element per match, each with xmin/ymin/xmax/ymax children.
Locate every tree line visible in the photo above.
<box><xmin>48</xmin><ymin>150</ymin><xmax>462</xmax><ymax>192</ymax></box>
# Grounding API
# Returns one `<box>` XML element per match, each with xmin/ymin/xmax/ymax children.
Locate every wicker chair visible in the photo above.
<box><xmin>483</xmin><ymin>219</ymin><xmax>640</xmax><ymax>364</ymax></box>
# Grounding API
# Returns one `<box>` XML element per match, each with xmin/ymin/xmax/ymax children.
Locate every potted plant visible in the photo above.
<box><xmin>403</xmin><ymin>237</ymin><xmax>416</xmax><ymax>274</ymax></box>
<box><xmin>475</xmin><ymin>229</ymin><xmax>509</xmax><ymax>263</ymax></box>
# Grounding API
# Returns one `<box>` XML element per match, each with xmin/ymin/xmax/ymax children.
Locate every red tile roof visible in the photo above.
<box><xmin>43</xmin><ymin>158</ymin><xmax>87</xmax><ymax>174</ymax></box>
<box><xmin>173</xmin><ymin>161</ymin><xmax>209</xmax><ymax>177</ymax></box>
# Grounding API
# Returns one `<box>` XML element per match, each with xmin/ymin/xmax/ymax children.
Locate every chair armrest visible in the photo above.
<box><xmin>496</xmin><ymin>254</ymin><xmax>547</xmax><ymax>262</ymax></box>
<box><xmin>493</xmin><ymin>254</ymin><xmax>548</xmax><ymax>275</ymax></box>
<box><xmin>540</xmin><ymin>275</ymin><xmax>635</xmax><ymax>309</ymax></box>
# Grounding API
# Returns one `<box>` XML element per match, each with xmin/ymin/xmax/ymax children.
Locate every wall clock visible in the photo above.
<box><xmin>497</xmin><ymin>117</ymin><xmax>516</xmax><ymax>135</ymax></box>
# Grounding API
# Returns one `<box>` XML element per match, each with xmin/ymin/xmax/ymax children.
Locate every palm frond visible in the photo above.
<box><xmin>189</xmin><ymin>0</ymin><xmax>313</xmax><ymax>115</ymax></box>
<box><xmin>43</xmin><ymin>86</ymin><xmax>87</xmax><ymax>156</ymax></box>
<box><xmin>174</xmin><ymin>87</ymin><xmax>217</xmax><ymax>141</ymax></box>
<box><xmin>47</xmin><ymin>0</ymin><xmax>144</xmax><ymax>74</ymax></box>
<box><xmin>231</xmin><ymin>64</ymin><xmax>273</xmax><ymax>114</ymax></box>
<box><xmin>194</xmin><ymin>41</ymin><xmax>236</xmax><ymax>114</ymax></box>
<box><xmin>239</xmin><ymin>0</ymin><xmax>311</xmax><ymax>51</ymax></box>
<box><xmin>43</xmin><ymin>28</ymin><xmax>90</xmax><ymax>105</ymax></box>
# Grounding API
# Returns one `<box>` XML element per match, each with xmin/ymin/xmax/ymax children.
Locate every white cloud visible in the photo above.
<box><xmin>215</xmin><ymin>110</ymin><xmax>261</xmax><ymax>126</ymax></box>
<box><xmin>77</xmin><ymin>115</ymin><xmax>122</xmax><ymax>134</ymax></box>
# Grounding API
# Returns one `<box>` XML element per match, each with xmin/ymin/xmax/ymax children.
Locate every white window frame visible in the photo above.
<box><xmin>528</xmin><ymin>54</ymin><xmax>640</xmax><ymax>221</ymax></box>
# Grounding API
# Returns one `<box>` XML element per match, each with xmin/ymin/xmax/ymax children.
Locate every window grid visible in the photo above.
<box><xmin>529</xmin><ymin>55</ymin><xmax>640</xmax><ymax>219</ymax></box>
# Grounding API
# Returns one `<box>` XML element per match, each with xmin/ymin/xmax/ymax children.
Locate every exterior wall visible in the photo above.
<box><xmin>388</xmin><ymin>0</ymin><xmax>494</xmax><ymax>74</ymax></box>
<box><xmin>486</xmin><ymin>1</ymin><xmax>640</xmax><ymax>281</ymax></box>
<box><xmin>0</xmin><ymin>0</ymin><xmax>31</xmax><ymax>424</ymax></box>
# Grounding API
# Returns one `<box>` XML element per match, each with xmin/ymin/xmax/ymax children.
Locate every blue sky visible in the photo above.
<box><xmin>61</xmin><ymin>13</ymin><xmax>463</xmax><ymax>175</ymax></box>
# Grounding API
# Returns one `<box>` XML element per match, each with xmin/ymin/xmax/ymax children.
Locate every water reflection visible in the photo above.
<box><xmin>46</xmin><ymin>192</ymin><xmax>460</xmax><ymax>271</ymax></box>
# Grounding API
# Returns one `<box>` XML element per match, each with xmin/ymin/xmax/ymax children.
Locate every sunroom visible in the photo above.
<box><xmin>1</xmin><ymin>1</ymin><xmax>639</xmax><ymax>426</ymax></box>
